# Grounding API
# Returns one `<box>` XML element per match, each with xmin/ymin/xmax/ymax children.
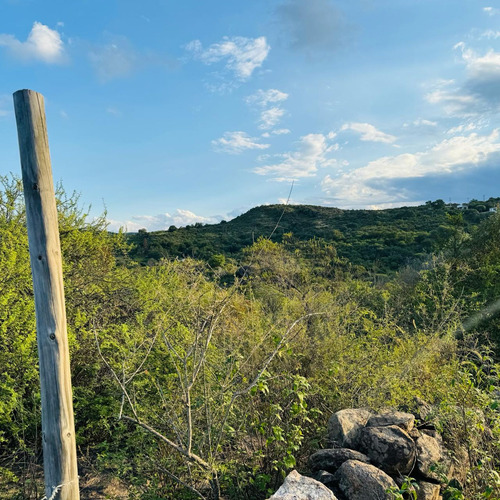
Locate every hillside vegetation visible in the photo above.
<box><xmin>1</xmin><ymin>176</ymin><xmax>500</xmax><ymax>499</ymax></box>
<box><xmin>128</xmin><ymin>198</ymin><xmax>500</xmax><ymax>273</ymax></box>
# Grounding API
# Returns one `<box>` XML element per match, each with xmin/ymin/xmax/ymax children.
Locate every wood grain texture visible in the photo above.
<box><xmin>13</xmin><ymin>89</ymin><xmax>80</xmax><ymax>500</ymax></box>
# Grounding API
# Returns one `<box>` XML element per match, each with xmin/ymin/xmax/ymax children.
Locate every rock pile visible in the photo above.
<box><xmin>269</xmin><ymin>407</ymin><xmax>455</xmax><ymax>500</ymax></box>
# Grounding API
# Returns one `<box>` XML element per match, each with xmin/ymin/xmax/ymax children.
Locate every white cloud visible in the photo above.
<box><xmin>212</xmin><ymin>131</ymin><xmax>270</xmax><ymax>154</ymax></box>
<box><xmin>186</xmin><ymin>36</ymin><xmax>270</xmax><ymax>81</ymax></box>
<box><xmin>322</xmin><ymin>130</ymin><xmax>500</xmax><ymax>205</ymax></box>
<box><xmin>340</xmin><ymin>122</ymin><xmax>397</xmax><ymax>144</ymax></box>
<box><xmin>254</xmin><ymin>133</ymin><xmax>338</xmax><ymax>181</ymax></box>
<box><xmin>0</xmin><ymin>22</ymin><xmax>65</xmax><ymax>64</ymax></box>
<box><xmin>459</xmin><ymin>43</ymin><xmax>500</xmax><ymax>81</ymax></box>
<box><xmin>108</xmin><ymin>209</ymin><xmax>221</xmax><ymax>232</ymax></box>
<box><xmin>446</xmin><ymin>122</ymin><xmax>479</xmax><ymax>135</ymax></box>
<box><xmin>259</xmin><ymin>107</ymin><xmax>286</xmax><ymax>129</ymax></box>
<box><xmin>226</xmin><ymin>207</ymin><xmax>247</xmax><ymax>219</ymax></box>
<box><xmin>278</xmin><ymin>197</ymin><xmax>299</xmax><ymax>205</ymax></box>
<box><xmin>483</xmin><ymin>7</ymin><xmax>499</xmax><ymax>16</ymax></box>
<box><xmin>426</xmin><ymin>84</ymin><xmax>478</xmax><ymax>116</ymax></box>
<box><xmin>402</xmin><ymin>119</ymin><xmax>439</xmax><ymax>135</ymax></box>
<box><xmin>426</xmin><ymin>44</ymin><xmax>500</xmax><ymax>115</ymax></box>
<box><xmin>246</xmin><ymin>88</ymin><xmax>289</xmax><ymax>131</ymax></box>
<box><xmin>480</xmin><ymin>30</ymin><xmax>500</xmax><ymax>40</ymax></box>
<box><xmin>245</xmin><ymin>88</ymin><xmax>289</xmax><ymax>107</ymax></box>
<box><xmin>366</xmin><ymin>201</ymin><xmax>424</xmax><ymax>210</ymax></box>
<box><xmin>185</xmin><ymin>39</ymin><xmax>202</xmax><ymax>53</ymax></box>
<box><xmin>412</xmin><ymin>119</ymin><xmax>437</xmax><ymax>127</ymax></box>
<box><xmin>272</xmin><ymin>128</ymin><xmax>291</xmax><ymax>135</ymax></box>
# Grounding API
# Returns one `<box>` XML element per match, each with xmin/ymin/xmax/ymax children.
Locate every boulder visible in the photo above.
<box><xmin>416</xmin><ymin>480</ymin><xmax>441</xmax><ymax>500</ymax></box>
<box><xmin>327</xmin><ymin>409</ymin><xmax>372</xmax><ymax>448</ymax></box>
<box><xmin>414</xmin><ymin>397</ymin><xmax>438</xmax><ymax>430</ymax></box>
<box><xmin>416</xmin><ymin>431</ymin><xmax>451</xmax><ymax>481</ymax></box>
<box><xmin>309</xmin><ymin>448</ymin><xmax>370</xmax><ymax>474</ymax></box>
<box><xmin>414</xmin><ymin>397</ymin><xmax>433</xmax><ymax>421</ymax></box>
<box><xmin>367</xmin><ymin>411</ymin><xmax>415</xmax><ymax>432</ymax></box>
<box><xmin>421</xmin><ymin>429</ymin><xmax>440</xmax><ymax>440</ymax></box>
<box><xmin>408</xmin><ymin>427</ymin><xmax>421</xmax><ymax>440</ymax></box>
<box><xmin>358</xmin><ymin>425</ymin><xmax>417</xmax><ymax>475</ymax></box>
<box><xmin>314</xmin><ymin>470</ymin><xmax>337</xmax><ymax>490</ymax></box>
<box><xmin>333</xmin><ymin>460</ymin><xmax>397</xmax><ymax>500</ymax></box>
<box><xmin>268</xmin><ymin>470</ymin><xmax>338</xmax><ymax>500</ymax></box>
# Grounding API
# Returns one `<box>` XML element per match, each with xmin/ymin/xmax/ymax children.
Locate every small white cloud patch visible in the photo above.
<box><xmin>245</xmin><ymin>89</ymin><xmax>289</xmax><ymax>107</ymax></box>
<box><xmin>426</xmin><ymin>44</ymin><xmax>500</xmax><ymax>115</ymax></box>
<box><xmin>254</xmin><ymin>133</ymin><xmax>338</xmax><ymax>181</ymax></box>
<box><xmin>259</xmin><ymin>107</ymin><xmax>286</xmax><ymax>130</ymax></box>
<box><xmin>212</xmin><ymin>131</ymin><xmax>270</xmax><ymax>154</ymax></box>
<box><xmin>0</xmin><ymin>22</ymin><xmax>65</xmax><ymax>63</ymax></box>
<box><xmin>246</xmin><ymin>88</ymin><xmax>289</xmax><ymax>132</ymax></box>
<box><xmin>412</xmin><ymin>119</ymin><xmax>438</xmax><ymax>127</ymax></box>
<box><xmin>341</xmin><ymin>122</ymin><xmax>397</xmax><ymax>144</ymax></box>
<box><xmin>483</xmin><ymin>6</ymin><xmax>499</xmax><ymax>16</ymax></box>
<box><xmin>426</xmin><ymin>84</ymin><xmax>478</xmax><ymax>116</ymax></box>
<box><xmin>108</xmin><ymin>209</ymin><xmax>221</xmax><ymax>232</ymax></box>
<box><xmin>186</xmin><ymin>36</ymin><xmax>270</xmax><ymax>81</ymax></box>
<box><xmin>480</xmin><ymin>30</ymin><xmax>500</xmax><ymax>40</ymax></box>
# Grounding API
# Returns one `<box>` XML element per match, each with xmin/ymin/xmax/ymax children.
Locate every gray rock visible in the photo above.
<box><xmin>309</xmin><ymin>448</ymin><xmax>370</xmax><ymax>474</ymax></box>
<box><xmin>416</xmin><ymin>432</ymin><xmax>450</xmax><ymax>481</ymax></box>
<box><xmin>333</xmin><ymin>460</ymin><xmax>397</xmax><ymax>500</ymax></box>
<box><xmin>358</xmin><ymin>425</ymin><xmax>417</xmax><ymax>475</ymax></box>
<box><xmin>414</xmin><ymin>397</ymin><xmax>438</xmax><ymax>429</ymax></box>
<box><xmin>314</xmin><ymin>470</ymin><xmax>336</xmax><ymax>490</ymax></box>
<box><xmin>414</xmin><ymin>397</ymin><xmax>433</xmax><ymax>421</ymax></box>
<box><xmin>367</xmin><ymin>411</ymin><xmax>415</xmax><ymax>432</ymax></box>
<box><xmin>268</xmin><ymin>470</ymin><xmax>338</xmax><ymax>500</ymax></box>
<box><xmin>416</xmin><ymin>480</ymin><xmax>441</xmax><ymax>500</ymax></box>
<box><xmin>327</xmin><ymin>409</ymin><xmax>372</xmax><ymax>448</ymax></box>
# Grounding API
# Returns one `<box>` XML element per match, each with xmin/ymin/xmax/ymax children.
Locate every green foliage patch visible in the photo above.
<box><xmin>0</xmin><ymin>178</ymin><xmax>500</xmax><ymax>499</ymax></box>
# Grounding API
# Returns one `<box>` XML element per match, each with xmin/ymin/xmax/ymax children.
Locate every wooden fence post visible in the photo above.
<box><xmin>13</xmin><ymin>89</ymin><xmax>80</xmax><ymax>500</ymax></box>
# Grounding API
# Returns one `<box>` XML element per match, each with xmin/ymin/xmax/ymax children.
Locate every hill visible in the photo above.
<box><xmin>128</xmin><ymin>198</ymin><xmax>500</xmax><ymax>273</ymax></box>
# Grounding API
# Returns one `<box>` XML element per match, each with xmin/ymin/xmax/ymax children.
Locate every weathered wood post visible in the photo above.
<box><xmin>13</xmin><ymin>89</ymin><xmax>80</xmax><ymax>500</ymax></box>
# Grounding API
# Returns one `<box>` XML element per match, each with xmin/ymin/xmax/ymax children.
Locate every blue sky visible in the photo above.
<box><xmin>1</xmin><ymin>0</ymin><xmax>500</xmax><ymax>231</ymax></box>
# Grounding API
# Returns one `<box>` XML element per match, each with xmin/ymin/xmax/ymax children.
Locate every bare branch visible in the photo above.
<box><xmin>191</xmin><ymin>299</ymin><xmax>230</xmax><ymax>386</ymax></box>
<box><xmin>125</xmin><ymin>329</ymin><xmax>159</xmax><ymax>384</ymax></box>
<box><xmin>121</xmin><ymin>415</ymin><xmax>210</xmax><ymax>470</ymax></box>
<box><xmin>156</xmin><ymin>465</ymin><xmax>206</xmax><ymax>499</ymax></box>
<box><xmin>213</xmin><ymin>312</ymin><xmax>326</xmax><ymax>455</ymax></box>
<box><xmin>94</xmin><ymin>326</ymin><xmax>139</xmax><ymax>421</ymax></box>
<box><xmin>235</xmin><ymin>312</ymin><xmax>325</xmax><ymax>398</ymax></box>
